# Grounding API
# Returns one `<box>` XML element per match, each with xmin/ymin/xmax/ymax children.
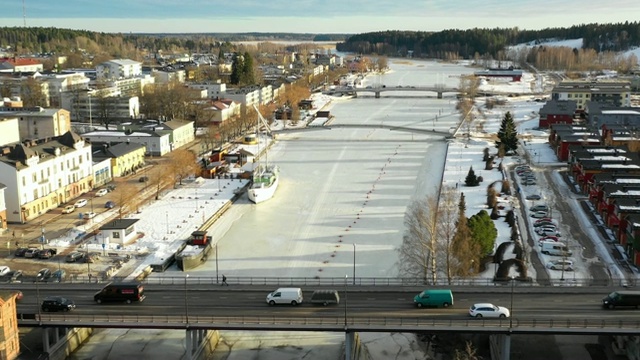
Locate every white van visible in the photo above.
<box><xmin>266</xmin><ymin>288</ymin><xmax>303</xmax><ymax>306</ymax></box>
<box><xmin>540</xmin><ymin>241</ymin><xmax>572</xmax><ymax>256</ymax></box>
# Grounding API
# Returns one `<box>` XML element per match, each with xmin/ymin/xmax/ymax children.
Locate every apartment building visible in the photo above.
<box><xmin>0</xmin><ymin>106</ymin><xmax>71</xmax><ymax>140</ymax></box>
<box><xmin>96</xmin><ymin>59</ymin><xmax>142</xmax><ymax>81</ymax></box>
<box><xmin>0</xmin><ymin>131</ymin><xmax>93</xmax><ymax>223</ymax></box>
<box><xmin>552</xmin><ymin>80</ymin><xmax>631</xmax><ymax>111</ymax></box>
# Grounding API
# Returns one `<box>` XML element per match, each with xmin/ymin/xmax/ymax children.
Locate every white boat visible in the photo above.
<box><xmin>248</xmin><ymin>105</ymin><xmax>279</xmax><ymax>204</ymax></box>
<box><xmin>248</xmin><ymin>164</ymin><xmax>279</xmax><ymax>203</ymax></box>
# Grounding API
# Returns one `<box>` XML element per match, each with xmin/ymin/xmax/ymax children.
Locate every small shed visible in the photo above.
<box><xmin>99</xmin><ymin>219</ymin><xmax>140</xmax><ymax>245</ymax></box>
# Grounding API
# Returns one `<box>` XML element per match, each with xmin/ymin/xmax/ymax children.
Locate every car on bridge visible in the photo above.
<box><xmin>469</xmin><ymin>303</ymin><xmax>510</xmax><ymax>318</ymax></box>
<box><xmin>41</xmin><ymin>296</ymin><xmax>75</xmax><ymax>312</ymax></box>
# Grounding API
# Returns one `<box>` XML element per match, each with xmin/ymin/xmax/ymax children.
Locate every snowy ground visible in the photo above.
<box><xmin>60</xmin><ymin>58</ymin><xmax>621</xmax><ymax>359</ymax></box>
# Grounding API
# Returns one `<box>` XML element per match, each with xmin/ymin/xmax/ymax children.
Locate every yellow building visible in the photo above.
<box><xmin>552</xmin><ymin>80</ymin><xmax>631</xmax><ymax>111</ymax></box>
<box><xmin>0</xmin><ymin>291</ymin><xmax>20</xmax><ymax>360</ymax></box>
<box><xmin>92</xmin><ymin>142</ymin><xmax>146</xmax><ymax>177</ymax></box>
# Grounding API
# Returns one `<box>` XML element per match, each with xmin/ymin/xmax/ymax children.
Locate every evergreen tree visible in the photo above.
<box><xmin>465</xmin><ymin>166</ymin><xmax>479</xmax><ymax>187</ymax></box>
<box><xmin>242</xmin><ymin>51</ymin><xmax>255</xmax><ymax>85</ymax></box>
<box><xmin>495</xmin><ymin>111</ymin><xmax>519</xmax><ymax>154</ymax></box>
<box><xmin>230</xmin><ymin>54</ymin><xmax>243</xmax><ymax>85</ymax></box>
<box><xmin>452</xmin><ymin>193</ymin><xmax>479</xmax><ymax>277</ymax></box>
<box><xmin>468</xmin><ymin>210</ymin><xmax>497</xmax><ymax>255</ymax></box>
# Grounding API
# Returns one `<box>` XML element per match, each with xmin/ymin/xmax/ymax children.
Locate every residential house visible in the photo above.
<box><xmin>584</xmin><ymin>101</ymin><xmax>640</xmax><ymax>129</ymax></box>
<box><xmin>549</xmin><ymin>124</ymin><xmax>600</xmax><ymax>161</ymax></box>
<box><xmin>152</xmin><ymin>69</ymin><xmax>186</xmax><ymax>84</ymax></box>
<box><xmin>92</xmin><ymin>155</ymin><xmax>112</xmax><ymax>188</ymax></box>
<box><xmin>538</xmin><ymin>100</ymin><xmax>576</xmax><ymax>128</ymax></box>
<box><xmin>84</xmin><ymin>129</ymin><xmax>169</xmax><ymax>156</ymax></box>
<box><xmin>0</xmin><ymin>131</ymin><xmax>93</xmax><ymax>223</ymax></box>
<box><xmin>620</xmin><ymin>214</ymin><xmax>640</xmax><ymax>265</ymax></box>
<box><xmin>117</xmin><ymin>119</ymin><xmax>194</xmax><ymax>151</ymax></box>
<box><xmin>0</xmin><ymin>57</ymin><xmax>43</xmax><ymax>73</ymax></box>
<box><xmin>187</xmin><ymin>81</ymin><xmax>226</xmax><ymax>99</ymax></box>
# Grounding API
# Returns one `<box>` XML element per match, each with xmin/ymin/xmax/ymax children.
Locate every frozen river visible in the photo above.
<box><xmin>66</xmin><ymin>59</ymin><xmax>477</xmax><ymax>360</ymax></box>
<box><xmin>186</xmin><ymin>59</ymin><xmax>476</xmax><ymax>280</ymax></box>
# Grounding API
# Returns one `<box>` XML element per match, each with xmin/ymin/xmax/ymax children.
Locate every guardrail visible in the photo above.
<box><xmin>17</xmin><ymin>276</ymin><xmax>634</xmax><ymax>288</ymax></box>
<box><xmin>18</xmin><ymin>314</ymin><xmax>640</xmax><ymax>335</ymax></box>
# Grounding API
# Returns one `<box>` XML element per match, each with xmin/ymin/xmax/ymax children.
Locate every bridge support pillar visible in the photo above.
<box><xmin>345</xmin><ymin>331</ymin><xmax>354</xmax><ymax>360</ymax></box>
<box><xmin>184</xmin><ymin>329</ymin><xmax>220</xmax><ymax>360</ymax></box>
<box><xmin>437</xmin><ymin>92</ymin><xmax>443</xmax><ymax>99</ymax></box>
<box><xmin>375</xmin><ymin>91</ymin><xmax>380</xmax><ymax>98</ymax></box>
<box><xmin>490</xmin><ymin>334</ymin><xmax>511</xmax><ymax>360</ymax></box>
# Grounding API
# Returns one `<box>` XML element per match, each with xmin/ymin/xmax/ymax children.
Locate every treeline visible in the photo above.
<box><xmin>0</xmin><ymin>27</ymin><xmax>345</xmax><ymax>56</ymax></box>
<box><xmin>336</xmin><ymin>22</ymin><xmax>640</xmax><ymax>59</ymax></box>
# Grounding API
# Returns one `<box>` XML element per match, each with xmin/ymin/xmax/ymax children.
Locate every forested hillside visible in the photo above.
<box><xmin>336</xmin><ymin>22</ymin><xmax>640</xmax><ymax>59</ymax></box>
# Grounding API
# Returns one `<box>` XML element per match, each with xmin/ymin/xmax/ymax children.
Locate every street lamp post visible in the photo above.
<box><xmin>185</xmin><ymin>274</ymin><xmax>190</xmax><ymax>325</ymax></box>
<box><xmin>352</xmin><ymin>244</ymin><xmax>356</xmax><ymax>285</ymax></box>
<box><xmin>344</xmin><ymin>275</ymin><xmax>348</xmax><ymax>328</ymax></box>
<box><xmin>35</xmin><ymin>278</ymin><xmax>41</xmax><ymax>321</ymax></box>
<box><xmin>509</xmin><ymin>276</ymin><xmax>515</xmax><ymax>328</ymax></box>
<box><xmin>215</xmin><ymin>243</ymin><xmax>219</xmax><ymax>284</ymax></box>
<box><xmin>88</xmin><ymin>93</ymin><xmax>92</xmax><ymax>130</ymax></box>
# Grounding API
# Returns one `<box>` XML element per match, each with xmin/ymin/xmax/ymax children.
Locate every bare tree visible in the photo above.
<box><xmin>20</xmin><ymin>78</ymin><xmax>48</xmax><ymax>107</ymax></box>
<box><xmin>166</xmin><ymin>149</ymin><xmax>199</xmax><ymax>186</ymax></box>
<box><xmin>397</xmin><ymin>194</ymin><xmax>441</xmax><ymax>284</ymax></box>
<box><xmin>113</xmin><ymin>181</ymin><xmax>142</xmax><ymax>219</ymax></box>
<box><xmin>438</xmin><ymin>186</ymin><xmax>460</xmax><ymax>284</ymax></box>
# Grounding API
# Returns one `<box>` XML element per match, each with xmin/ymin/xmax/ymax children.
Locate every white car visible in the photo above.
<box><xmin>546</xmin><ymin>260</ymin><xmax>574</xmax><ymax>271</ymax></box>
<box><xmin>95</xmin><ymin>189</ymin><xmax>108</xmax><ymax>197</ymax></box>
<box><xmin>469</xmin><ymin>303</ymin><xmax>510</xmax><ymax>318</ymax></box>
<box><xmin>536</xmin><ymin>227</ymin><xmax>561</xmax><ymax>237</ymax></box>
<box><xmin>74</xmin><ymin>199</ymin><xmax>88</xmax><ymax>208</ymax></box>
<box><xmin>83</xmin><ymin>212</ymin><xmax>97</xmax><ymax>219</ymax></box>
<box><xmin>531</xmin><ymin>211</ymin><xmax>549</xmax><ymax>218</ymax></box>
<box><xmin>0</xmin><ymin>266</ymin><xmax>10</xmax><ymax>276</ymax></box>
<box><xmin>62</xmin><ymin>205</ymin><xmax>75</xmax><ymax>214</ymax></box>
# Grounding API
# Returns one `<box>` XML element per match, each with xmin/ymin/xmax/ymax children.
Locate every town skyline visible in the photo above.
<box><xmin>1</xmin><ymin>0</ymin><xmax>639</xmax><ymax>34</ymax></box>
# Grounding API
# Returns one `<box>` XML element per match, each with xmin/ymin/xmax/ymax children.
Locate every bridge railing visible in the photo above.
<box><xmin>19</xmin><ymin>314</ymin><xmax>640</xmax><ymax>334</ymax></box>
<box><xmin>45</xmin><ymin>275</ymin><xmax>631</xmax><ymax>289</ymax></box>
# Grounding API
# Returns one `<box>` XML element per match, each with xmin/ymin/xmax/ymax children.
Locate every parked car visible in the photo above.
<box><xmin>74</xmin><ymin>199</ymin><xmax>88</xmax><ymax>208</ymax></box>
<box><xmin>525</xmin><ymin>194</ymin><xmax>541</xmax><ymax>201</ymax></box>
<box><xmin>41</xmin><ymin>296</ymin><xmax>75</xmax><ymax>312</ymax></box>
<box><xmin>36</xmin><ymin>268</ymin><xmax>52</xmax><ymax>282</ymax></box>
<box><xmin>0</xmin><ymin>266</ymin><xmax>10</xmax><ymax>276</ymax></box>
<box><xmin>95</xmin><ymin>188</ymin><xmax>109</xmax><ymax>197</ymax></box>
<box><xmin>469</xmin><ymin>303</ymin><xmax>510</xmax><ymax>318</ymax></box>
<box><xmin>523</xmin><ymin>179</ymin><xmax>537</xmax><ymax>186</ymax></box>
<box><xmin>139</xmin><ymin>176</ymin><xmax>149</xmax><ymax>183</ymax></box>
<box><xmin>65</xmin><ymin>252</ymin><xmax>85</xmax><ymax>263</ymax></box>
<box><xmin>14</xmin><ymin>248</ymin><xmax>28</xmax><ymax>257</ymax></box>
<box><xmin>530</xmin><ymin>204</ymin><xmax>549</xmax><ymax>212</ymax></box>
<box><xmin>107</xmin><ymin>184</ymin><xmax>117</xmax><ymax>192</ymax></box>
<box><xmin>62</xmin><ymin>205</ymin><xmax>76</xmax><ymax>214</ymax></box>
<box><xmin>546</xmin><ymin>259</ymin><xmax>574</xmax><ymax>271</ymax></box>
<box><xmin>531</xmin><ymin>211</ymin><xmax>549</xmax><ymax>218</ymax></box>
<box><xmin>536</xmin><ymin>227</ymin><xmax>561</xmax><ymax>237</ymax></box>
<box><xmin>51</xmin><ymin>269</ymin><xmax>66</xmax><ymax>282</ymax></box>
<box><xmin>539</xmin><ymin>235</ymin><xmax>561</xmax><ymax>242</ymax></box>
<box><xmin>24</xmin><ymin>248</ymin><xmax>40</xmax><ymax>258</ymax></box>
<box><xmin>38</xmin><ymin>249</ymin><xmax>57</xmax><ymax>259</ymax></box>
<box><xmin>105</xmin><ymin>201</ymin><xmax>116</xmax><ymax>209</ymax></box>
<box><xmin>534</xmin><ymin>220</ymin><xmax>555</xmax><ymax>227</ymax></box>
<box><xmin>83</xmin><ymin>212</ymin><xmax>97</xmax><ymax>219</ymax></box>
<box><xmin>8</xmin><ymin>270</ymin><xmax>23</xmax><ymax>283</ymax></box>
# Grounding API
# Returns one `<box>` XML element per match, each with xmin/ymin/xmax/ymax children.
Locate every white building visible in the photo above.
<box><xmin>92</xmin><ymin>157</ymin><xmax>112</xmax><ymax>188</ymax></box>
<box><xmin>0</xmin><ymin>131</ymin><xmax>93</xmax><ymax>223</ymax></box>
<box><xmin>0</xmin><ymin>117</ymin><xmax>20</xmax><ymax>146</ymax></box>
<box><xmin>71</xmin><ymin>90</ymin><xmax>140</xmax><ymax>123</ymax></box>
<box><xmin>38</xmin><ymin>72</ymin><xmax>91</xmax><ymax>109</ymax></box>
<box><xmin>82</xmin><ymin>130</ymin><xmax>171</xmax><ymax>157</ymax></box>
<box><xmin>153</xmin><ymin>69</ymin><xmax>186</xmax><ymax>84</ymax></box>
<box><xmin>0</xmin><ymin>107</ymin><xmax>71</xmax><ymax>140</ymax></box>
<box><xmin>96</xmin><ymin>59</ymin><xmax>143</xmax><ymax>81</ymax></box>
<box><xmin>188</xmin><ymin>81</ymin><xmax>226</xmax><ymax>99</ymax></box>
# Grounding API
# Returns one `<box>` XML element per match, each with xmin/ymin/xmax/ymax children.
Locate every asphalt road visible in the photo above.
<box><xmin>14</xmin><ymin>286</ymin><xmax>631</xmax><ymax>323</ymax></box>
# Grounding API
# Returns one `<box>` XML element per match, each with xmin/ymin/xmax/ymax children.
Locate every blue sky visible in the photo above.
<box><xmin>1</xmin><ymin>0</ymin><xmax>639</xmax><ymax>34</ymax></box>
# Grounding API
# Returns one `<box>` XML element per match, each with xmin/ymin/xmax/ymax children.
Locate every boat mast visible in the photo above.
<box><xmin>253</xmin><ymin>105</ymin><xmax>272</xmax><ymax>169</ymax></box>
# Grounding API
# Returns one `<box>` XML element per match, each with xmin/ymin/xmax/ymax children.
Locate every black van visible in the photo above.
<box><xmin>94</xmin><ymin>283</ymin><xmax>146</xmax><ymax>304</ymax></box>
<box><xmin>310</xmin><ymin>290</ymin><xmax>340</xmax><ymax>306</ymax></box>
<box><xmin>602</xmin><ymin>291</ymin><xmax>640</xmax><ymax>309</ymax></box>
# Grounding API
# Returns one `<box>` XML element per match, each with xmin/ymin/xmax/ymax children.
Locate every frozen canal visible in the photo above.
<box><xmin>67</xmin><ymin>59</ymin><xmax>475</xmax><ymax>360</ymax></box>
<box><xmin>189</xmin><ymin>60</ymin><xmax>474</xmax><ymax>280</ymax></box>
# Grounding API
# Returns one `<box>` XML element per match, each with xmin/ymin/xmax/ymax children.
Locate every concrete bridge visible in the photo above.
<box><xmin>328</xmin><ymin>85</ymin><xmax>458</xmax><ymax>99</ymax></box>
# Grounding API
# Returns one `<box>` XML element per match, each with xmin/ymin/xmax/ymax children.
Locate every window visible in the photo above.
<box><xmin>112</xmin><ymin>232</ymin><xmax>121</xmax><ymax>238</ymax></box>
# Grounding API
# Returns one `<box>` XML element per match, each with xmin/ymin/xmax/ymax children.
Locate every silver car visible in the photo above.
<box><xmin>469</xmin><ymin>303</ymin><xmax>510</xmax><ymax>318</ymax></box>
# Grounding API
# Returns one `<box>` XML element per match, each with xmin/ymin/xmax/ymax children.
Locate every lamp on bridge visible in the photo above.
<box><xmin>509</xmin><ymin>276</ymin><xmax>515</xmax><ymax>329</ymax></box>
<box><xmin>185</xmin><ymin>274</ymin><xmax>190</xmax><ymax>325</ymax></box>
<box><xmin>344</xmin><ymin>275</ymin><xmax>348</xmax><ymax>329</ymax></box>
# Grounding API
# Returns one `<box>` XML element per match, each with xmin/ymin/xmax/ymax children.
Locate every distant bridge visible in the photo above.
<box><xmin>272</xmin><ymin>123</ymin><xmax>453</xmax><ymax>137</ymax></box>
<box><xmin>329</xmin><ymin>85</ymin><xmax>458</xmax><ymax>98</ymax></box>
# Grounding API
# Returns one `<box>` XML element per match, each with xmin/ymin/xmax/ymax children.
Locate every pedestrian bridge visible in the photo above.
<box><xmin>272</xmin><ymin>123</ymin><xmax>453</xmax><ymax>137</ymax></box>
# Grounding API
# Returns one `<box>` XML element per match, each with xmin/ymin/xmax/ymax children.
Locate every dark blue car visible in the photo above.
<box><xmin>105</xmin><ymin>201</ymin><xmax>115</xmax><ymax>209</ymax></box>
